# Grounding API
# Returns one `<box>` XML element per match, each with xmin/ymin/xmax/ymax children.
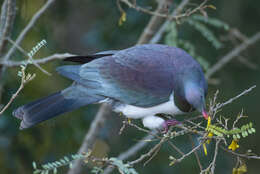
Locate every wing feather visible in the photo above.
<box><xmin>79</xmin><ymin>44</ymin><xmax>176</xmax><ymax>107</ymax></box>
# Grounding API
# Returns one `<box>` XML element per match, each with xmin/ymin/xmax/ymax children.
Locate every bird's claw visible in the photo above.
<box><xmin>162</xmin><ymin>119</ymin><xmax>181</xmax><ymax>133</ymax></box>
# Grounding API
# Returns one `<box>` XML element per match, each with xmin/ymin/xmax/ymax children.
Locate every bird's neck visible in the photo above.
<box><xmin>173</xmin><ymin>80</ymin><xmax>194</xmax><ymax>113</ymax></box>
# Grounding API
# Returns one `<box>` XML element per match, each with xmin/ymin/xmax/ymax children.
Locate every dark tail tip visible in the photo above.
<box><xmin>12</xmin><ymin>92</ymin><xmax>66</xmax><ymax>130</ymax></box>
<box><xmin>13</xmin><ymin>107</ymin><xmax>33</xmax><ymax>130</ymax></box>
<box><xmin>13</xmin><ymin>107</ymin><xmax>24</xmax><ymax>120</ymax></box>
<box><xmin>12</xmin><ymin>91</ymin><xmax>97</xmax><ymax>130</ymax></box>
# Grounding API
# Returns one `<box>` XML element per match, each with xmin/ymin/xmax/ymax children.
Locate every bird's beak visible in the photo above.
<box><xmin>202</xmin><ymin>110</ymin><xmax>209</xmax><ymax>120</ymax></box>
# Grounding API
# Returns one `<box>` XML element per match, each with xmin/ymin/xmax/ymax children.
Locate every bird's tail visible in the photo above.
<box><xmin>13</xmin><ymin>91</ymin><xmax>98</xmax><ymax>129</ymax></box>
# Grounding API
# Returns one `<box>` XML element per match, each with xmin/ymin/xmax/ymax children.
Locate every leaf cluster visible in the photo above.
<box><xmin>206</xmin><ymin>122</ymin><xmax>256</xmax><ymax>139</ymax></box>
<box><xmin>164</xmin><ymin>15</ymin><xmax>230</xmax><ymax>70</ymax></box>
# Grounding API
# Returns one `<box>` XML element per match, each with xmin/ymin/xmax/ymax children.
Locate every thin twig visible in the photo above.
<box><xmin>0</xmin><ymin>53</ymin><xmax>75</xmax><ymax>67</ymax></box>
<box><xmin>128</xmin><ymin>135</ymin><xmax>168</xmax><ymax>166</ymax></box>
<box><xmin>206</xmin><ymin>32</ymin><xmax>260</xmax><ymax>78</ymax></box>
<box><xmin>1</xmin><ymin>0</ymin><xmax>55</xmax><ymax>72</ymax></box>
<box><xmin>137</xmin><ymin>0</ymin><xmax>172</xmax><ymax>44</ymax></box>
<box><xmin>167</xmin><ymin>141</ymin><xmax>185</xmax><ymax>156</ymax></box>
<box><xmin>0</xmin><ymin>0</ymin><xmax>16</xmax><ymax>54</ymax></box>
<box><xmin>220</xmin><ymin>146</ymin><xmax>260</xmax><ymax>160</ymax></box>
<box><xmin>150</xmin><ymin>0</ymin><xmax>190</xmax><ymax>43</ymax></box>
<box><xmin>200</xmin><ymin>140</ymin><xmax>221</xmax><ymax>174</ymax></box>
<box><xmin>213</xmin><ymin>85</ymin><xmax>256</xmax><ymax>112</ymax></box>
<box><xmin>6</xmin><ymin>38</ymin><xmax>51</xmax><ymax>75</ymax></box>
<box><xmin>232</xmin><ymin>110</ymin><xmax>246</xmax><ymax>129</ymax></box>
<box><xmin>175</xmin><ymin>139</ymin><xmax>205</xmax><ymax>164</ymax></box>
<box><xmin>143</xmin><ymin>143</ymin><xmax>161</xmax><ymax>166</ymax></box>
<box><xmin>103</xmin><ymin>130</ymin><xmax>158</xmax><ymax>174</ymax></box>
<box><xmin>0</xmin><ymin>0</ymin><xmax>16</xmax><ymax>103</ymax></box>
<box><xmin>120</xmin><ymin>0</ymin><xmax>209</xmax><ymax>23</ymax></box>
<box><xmin>0</xmin><ymin>66</ymin><xmax>35</xmax><ymax>115</ymax></box>
<box><xmin>189</xmin><ymin>135</ymin><xmax>203</xmax><ymax>171</ymax></box>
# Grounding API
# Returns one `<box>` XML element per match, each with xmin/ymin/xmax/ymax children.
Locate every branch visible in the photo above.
<box><xmin>213</xmin><ymin>85</ymin><xmax>256</xmax><ymax>112</ymax></box>
<box><xmin>206</xmin><ymin>31</ymin><xmax>260</xmax><ymax>79</ymax></box>
<box><xmin>150</xmin><ymin>0</ymin><xmax>191</xmax><ymax>43</ymax></box>
<box><xmin>220</xmin><ymin>146</ymin><xmax>260</xmax><ymax>160</ymax></box>
<box><xmin>1</xmin><ymin>0</ymin><xmax>55</xmax><ymax>68</ymax></box>
<box><xmin>120</xmin><ymin>0</ymin><xmax>209</xmax><ymax>22</ymax></box>
<box><xmin>175</xmin><ymin>138</ymin><xmax>205</xmax><ymax>164</ymax></box>
<box><xmin>0</xmin><ymin>0</ymin><xmax>16</xmax><ymax>54</ymax></box>
<box><xmin>0</xmin><ymin>53</ymin><xmax>75</xmax><ymax>67</ymax></box>
<box><xmin>67</xmin><ymin>104</ymin><xmax>110</xmax><ymax>174</ymax></box>
<box><xmin>0</xmin><ymin>0</ymin><xmax>16</xmax><ymax>103</ymax></box>
<box><xmin>0</xmin><ymin>66</ymin><xmax>35</xmax><ymax>115</ymax></box>
<box><xmin>200</xmin><ymin>140</ymin><xmax>221</xmax><ymax>174</ymax></box>
<box><xmin>103</xmin><ymin>130</ymin><xmax>157</xmax><ymax>174</ymax></box>
<box><xmin>137</xmin><ymin>0</ymin><xmax>172</xmax><ymax>44</ymax></box>
<box><xmin>128</xmin><ymin>135</ymin><xmax>167</xmax><ymax>166</ymax></box>
<box><xmin>0</xmin><ymin>0</ymin><xmax>54</xmax><ymax>103</ymax></box>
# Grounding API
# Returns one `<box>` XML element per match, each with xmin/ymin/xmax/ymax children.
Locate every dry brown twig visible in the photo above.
<box><xmin>103</xmin><ymin>85</ymin><xmax>258</xmax><ymax>174</ymax></box>
<box><xmin>0</xmin><ymin>65</ymin><xmax>35</xmax><ymax>115</ymax></box>
<box><xmin>119</xmin><ymin>0</ymin><xmax>210</xmax><ymax>22</ymax></box>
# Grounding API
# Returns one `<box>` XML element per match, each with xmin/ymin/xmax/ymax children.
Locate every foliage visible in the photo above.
<box><xmin>32</xmin><ymin>151</ymin><xmax>139</xmax><ymax>174</ymax></box>
<box><xmin>32</xmin><ymin>152</ymin><xmax>91</xmax><ymax>174</ymax></box>
<box><xmin>206</xmin><ymin>122</ymin><xmax>256</xmax><ymax>139</ymax></box>
<box><xmin>110</xmin><ymin>158</ymin><xmax>138</xmax><ymax>174</ymax></box>
<box><xmin>164</xmin><ymin>15</ymin><xmax>230</xmax><ymax>71</ymax></box>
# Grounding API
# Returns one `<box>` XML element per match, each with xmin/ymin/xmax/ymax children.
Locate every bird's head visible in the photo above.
<box><xmin>174</xmin><ymin>66</ymin><xmax>208</xmax><ymax>119</ymax></box>
<box><xmin>184</xmin><ymin>81</ymin><xmax>208</xmax><ymax>119</ymax></box>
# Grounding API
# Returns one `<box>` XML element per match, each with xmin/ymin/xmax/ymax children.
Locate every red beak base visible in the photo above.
<box><xmin>202</xmin><ymin>111</ymin><xmax>209</xmax><ymax>120</ymax></box>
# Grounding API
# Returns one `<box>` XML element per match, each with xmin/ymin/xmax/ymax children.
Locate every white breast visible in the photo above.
<box><xmin>113</xmin><ymin>93</ymin><xmax>184</xmax><ymax>119</ymax></box>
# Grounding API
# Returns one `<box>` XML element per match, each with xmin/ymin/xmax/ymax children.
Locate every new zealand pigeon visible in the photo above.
<box><xmin>13</xmin><ymin>44</ymin><xmax>208</xmax><ymax>130</ymax></box>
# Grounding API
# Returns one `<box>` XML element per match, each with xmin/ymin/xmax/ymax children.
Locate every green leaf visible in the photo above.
<box><xmin>187</xmin><ymin>19</ymin><xmax>222</xmax><ymax>49</ymax></box>
<box><xmin>165</xmin><ymin>22</ymin><xmax>178</xmax><ymax>47</ymax></box>
<box><xmin>191</xmin><ymin>15</ymin><xmax>229</xmax><ymax>30</ymax></box>
<box><xmin>69</xmin><ymin>163</ymin><xmax>73</xmax><ymax>169</ymax></box>
<box><xmin>53</xmin><ymin>168</ymin><xmax>57</xmax><ymax>174</ymax></box>
<box><xmin>32</xmin><ymin>161</ymin><xmax>37</xmax><ymax>169</ymax></box>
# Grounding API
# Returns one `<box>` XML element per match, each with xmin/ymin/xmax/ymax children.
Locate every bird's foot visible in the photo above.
<box><xmin>162</xmin><ymin>119</ymin><xmax>181</xmax><ymax>133</ymax></box>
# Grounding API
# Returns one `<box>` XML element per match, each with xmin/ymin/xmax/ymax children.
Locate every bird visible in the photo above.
<box><xmin>13</xmin><ymin>44</ymin><xmax>208</xmax><ymax>130</ymax></box>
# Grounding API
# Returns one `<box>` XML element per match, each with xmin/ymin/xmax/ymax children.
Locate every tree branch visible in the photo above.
<box><xmin>0</xmin><ymin>0</ymin><xmax>55</xmax><ymax>73</ymax></box>
<box><xmin>0</xmin><ymin>0</ymin><xmax>54</xmax><ymax>104</ymax></box>
<box><xmin>120</xmin><ymin>0</ymin><xmax>208</xmax><ymax>23</ymax></box>
<box><xmin>137</xmin><ymin>0</ymin><xmax>172</xmax><ymax>44</ymax></box>
<box><xmin>103</xmin><ymin>130</ymin><xmax>157</xmax><ymax>174</ymax></box>
<box><xmin>0</xmin><ymin>53</ymin><xmax>75</xmax><ymax>67</ymax></box>
<box><xmin>0</xmin><ymin>0</ymin><xmax>16</xmax><ymax>54</ymax></box>
<box><xmin>0</xmin><ymin>66</ymin><xmax>35</xmax><ymax>115</ymax></box>
<box><xmin>206</xmin><ymin>31</ymin><xmax>260</xmax><ymax>79</ymax></box>
<box><xmin>150</xmin><ymin>0</ymin><xmax>190</xmax><ymax>43</ymax></box>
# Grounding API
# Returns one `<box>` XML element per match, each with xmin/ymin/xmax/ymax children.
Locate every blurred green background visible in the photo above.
<box><xmin>0</xmin><ymin>0</ymin><xmax>259</xmax><ymax>173</ymax></box>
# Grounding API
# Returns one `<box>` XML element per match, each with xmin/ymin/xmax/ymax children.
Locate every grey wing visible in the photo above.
<box><xmin>77</xmin><ymin>45</ymin><xmax>176</xmax><ymax>107</ymax></box>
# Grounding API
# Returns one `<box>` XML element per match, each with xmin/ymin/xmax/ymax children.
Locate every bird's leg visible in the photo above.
<box><xmin>142</xmin><ymin>115</ymin><xmax>165</xmax><ymax>130</ymax></box>
<box><xmin>162</xmin><ymin>119</ymin><xmax>181</xmax><ymax>133</ymax></box>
